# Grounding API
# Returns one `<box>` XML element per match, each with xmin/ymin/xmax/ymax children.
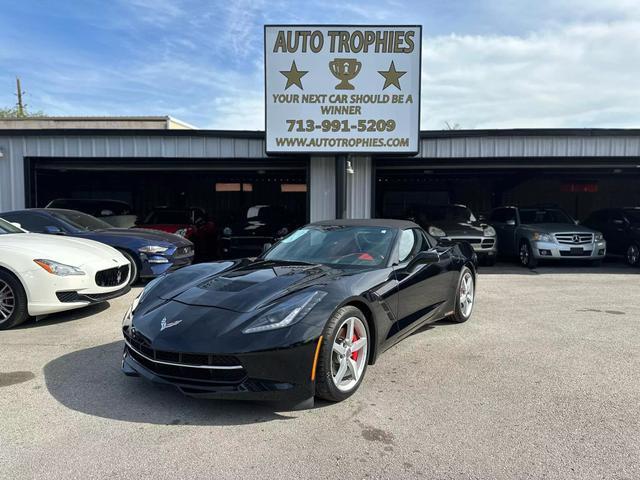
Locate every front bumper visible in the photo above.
<box><xmin>121</xmin><ymin>335</ymin><xmax>318</xmax><ymax>403</ymax></box>
<box><xmin>24</xmin><ymin>262</ymin><xmax>131</xmax><ymax>316</ymax></box>
<box><xmin>531</xmin><ymin>240</ymin><xmax>607</xmax><ymax>260</ymax></box>
<box><xmin>441</xmin><ymin>236</ymin><xmax>497</xmax><ymax>257</ymax></box>
<box><xmin>139</xmin><ymin>250</ymin><xmax>194</xmax><ymax>279</ymax></box>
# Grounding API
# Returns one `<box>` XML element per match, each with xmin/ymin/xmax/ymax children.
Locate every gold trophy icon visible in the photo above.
<box><xmin>329</xmin><ymin>58</ymin><xmax>362</xmax><ymax>90</ymax></box>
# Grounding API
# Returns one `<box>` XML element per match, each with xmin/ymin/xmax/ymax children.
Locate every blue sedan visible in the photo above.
<box><xmin>0</xmin><ymin>209</ymin><xmax>194</xmax><ymax>284</ymax></box>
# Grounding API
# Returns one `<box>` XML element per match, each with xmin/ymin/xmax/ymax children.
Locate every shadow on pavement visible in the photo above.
<box><xmin>479</xmin><ymin>258</ymin><xmax>638</xmax><ymax>275</ymax></box>
<box><xmin>43</xmin><ymin>340</ymin><xmax>323</xmax><ymax>425</ymax></box>
<box><xmin>17</xmin><ymin>302</ymin><xmax>111</xmax><ymax>329</ymax></box>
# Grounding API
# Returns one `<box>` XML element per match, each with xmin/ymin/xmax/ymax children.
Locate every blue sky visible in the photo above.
<box><xmin>0</xmin><ymin>0</ymin><xmax>638</xmax><ymax>129</ymax></box>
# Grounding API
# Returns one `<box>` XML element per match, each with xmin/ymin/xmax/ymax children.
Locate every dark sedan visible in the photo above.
<box><xmin>0</xmin><ymin>209</ymin><xmax>194</xmax><ymax>284</ymax></box>
<box><xmin>583</xmin><ymin>207</ymin><xmax>640</xmax><ymax>266</ymax></box>
<box><xmin>121</xmin><ymin>219</ymin><xmax>477</xmax><ymax>407</ymax></box>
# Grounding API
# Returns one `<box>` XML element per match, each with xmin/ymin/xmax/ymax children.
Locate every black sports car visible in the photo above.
<box><xmin>121</xmin><ymin>219</ymin><xmax>477</xmax><ymax>406</ymax></box>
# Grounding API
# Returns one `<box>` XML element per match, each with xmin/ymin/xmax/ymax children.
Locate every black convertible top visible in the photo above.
<box><xmin>310</xmin><ymin>218</ymin><xmax>418</xmax><ymax>229</ymax></box>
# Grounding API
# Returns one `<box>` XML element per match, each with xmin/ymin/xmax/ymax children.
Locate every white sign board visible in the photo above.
<box><xmin>265</xmin><ymin>25</ymin><xmax>422</xmax><ymax>155</ymax></box>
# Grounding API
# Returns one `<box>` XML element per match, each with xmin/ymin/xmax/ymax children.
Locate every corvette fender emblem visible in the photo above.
<box><xmin>160</xmin><ymin>317</ymin><xmax>182</xmax><ymax>331</ymax></box>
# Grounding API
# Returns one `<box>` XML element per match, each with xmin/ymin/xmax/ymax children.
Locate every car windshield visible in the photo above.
<box><xmin>0</xmin><ymin>218</ymin><xmax>24</xmax><ymax>234</ymax></box>
<box><xmin>145</xmin><ymin>210</ymin><xmax>191</xmax><ymax>224</ymax></box>
<box><xmin>264</xmin><ymin>226</ymin><xmax>396</xmax><ymax>267</ymax></box>
<box><xmin>519</xmin><ymin>208</ymin><xmax>574</xmax><ymax>224</ymax></box>
<box><xmin>49</xmin><ymin>210</ymin><xmax>113</xmax><ymax>231</ymax></box>
<box><xmin>419</xmin><ymin>205</ymin><xmax>476</xmax><ymax>223</ymax></box>
<box><xmin>623</xmin><ymin>209</ymin><xmax>640</xmax><ymax>223</ymax></box>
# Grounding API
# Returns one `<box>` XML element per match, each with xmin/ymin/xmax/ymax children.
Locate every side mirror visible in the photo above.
<box><xmin>44</xmin><ymin>225</ymin><xmax>64</xmax><ymax>234</ymax></box>
<box><xmin>506</xmin><ymin>219</ymin><xmax>516</xmax><ymax>226</ymax></box>
<box><xmin>262</xmin><ymin>242</ymin><xmax>273</xmax><ymax>252</ymax></box>
<box><xmin>409</xmin><ymin>250</ymin><xmax>440</xmax><ymax>266</ymax></box>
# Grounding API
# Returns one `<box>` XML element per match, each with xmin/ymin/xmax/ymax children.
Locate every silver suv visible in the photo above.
<box><xmin>489</xmin><ymin>206</ymin><xmax>606</xmax><ymax>268</ymax></box>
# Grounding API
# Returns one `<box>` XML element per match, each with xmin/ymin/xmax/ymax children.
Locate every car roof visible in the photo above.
<box><xmin>309</xmin><ymin>218</ymin><xmax>419</xmax><ymax>229</ymax></box>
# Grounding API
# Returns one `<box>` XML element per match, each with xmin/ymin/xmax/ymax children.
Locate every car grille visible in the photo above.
<box><xmin>559</xmin><ymin>249</ymin><xmax>593</xmax><ymax>257</ymax></box>
<box><xmin>123</xmin><ymin>328</ymin><xmax>246</xmax><ymax>384</ymax></box>
<box><xmin>449</xmin><ymin>237</ymin><xmax>495</xmax><ymax>248</ymax></box>
<box><xmin>95</xmin><ymin>265</ymin><xmax>129</xmax><ymax>287</ymax></box>
<box><xmin>56</xmin><ymin>287</ymin><xmax>130</xmax><ymax>303</ymax></box>
<box><xmin>555</xmin><ymin>233</ymin><xmax>594</xmax><ymax>245</ymax></box>
<box><xmin>174</xmin><ymin>245</ymin><xmax>194</xmax><ymax>258</ymax></box>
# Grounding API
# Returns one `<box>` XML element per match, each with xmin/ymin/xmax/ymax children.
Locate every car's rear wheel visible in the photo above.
<box><xmin>0</xmin><ymin>271</ymin><xmax>28</xmax><ymax>330</ymax></box>
<box><xmin>315</xmin><ymin>306</ymin><xmax>370</xmax><ymax>402</ymax></box>
<box><xmin>626</xmin><ymin>243</ymin><xmax>639</xmax><ymax>267</ymax></box>
<box><xmin>450</xmin><ymin>266</ymin><xmax>475</xmax><ymax>323</ymax></box>
<box><xmin>118</xmin><ymin>250</ymin><xmax>139</xmax><ymax>285</ymax></box>
<box><xmin>519</xmin><ymin>241</ymin><xmax>538</xmax><ymax>269</ymax></box>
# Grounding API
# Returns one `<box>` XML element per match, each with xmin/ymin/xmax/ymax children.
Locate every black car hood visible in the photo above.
<box><xmin>93</xmin><ymin>227</ymin><xmax>191</xmax><ymax>246</ymax></box>
<box><xmin>162</xmin><ymin>260</ymin><xmax>338</xmax><ymax>312</ymax></box>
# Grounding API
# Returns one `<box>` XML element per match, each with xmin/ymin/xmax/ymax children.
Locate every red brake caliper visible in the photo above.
<box><xmin>351</xmin><ymin>334</ymin><xmax>359</xmax><ymax>361</ymax></box>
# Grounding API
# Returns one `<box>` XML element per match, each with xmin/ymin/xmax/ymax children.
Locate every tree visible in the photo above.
<box><xmin>0</xmin><ymin>106</ymin><xmax>46</xmax><ymax>118</ymax></box>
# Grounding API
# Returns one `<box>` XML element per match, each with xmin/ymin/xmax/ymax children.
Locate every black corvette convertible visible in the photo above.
<box><xmin>122</xmin><ymin>219</ymin><xmax>477</xmax><ymax>406</ymax></box>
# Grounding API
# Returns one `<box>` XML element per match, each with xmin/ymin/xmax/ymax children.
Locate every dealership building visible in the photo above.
<box><xmin>1</xmin><ymin>119</ymin><xmax>640</xmax><ymax>226</ymax></box>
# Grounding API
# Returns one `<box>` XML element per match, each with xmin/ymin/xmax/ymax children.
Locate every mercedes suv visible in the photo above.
<box><xmin>489</xmin><ymin>206</ymin><xmax>606</xmax><ymax>268</ymax></box>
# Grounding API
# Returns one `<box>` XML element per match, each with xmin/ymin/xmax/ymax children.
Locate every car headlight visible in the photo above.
<box><xmin>34</xmin><ymin>259</ymin><xmax>85</xmax><ymax>276</ymax></box>
<box><xmin>483</xmin><ymin>226</ymin><xmax>496</xmax><ymax>237</ymax></box>
<box><xmin>428</xmin><ymin>226</ymin><xmax>446</xmax><ymax>237</ymax></box>
<box><xmin>595</xmin><ymin>232</ymin><xmax>604</xmax><ymax>241</ymax></box>
<box><xmin>222</xmin><ymin>227</ymin><xmax>232</xmax><ymax>236</ymax></box>
<box><xmin>532</xmin><ymin>232</ymin><xmax>554</xmax><ymax>242</ymax></box>
<box><xmin>138</xmin><ymin>245</ymin><xmax>169</xmax><ymax>254</ymax></box>
<box><xmin>243</xmin><ymin>290</ymin><xmax>327</xmax><ymax>334</ymax></box>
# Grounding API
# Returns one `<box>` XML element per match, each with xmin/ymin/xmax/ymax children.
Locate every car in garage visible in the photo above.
<box><xmin>408</xmin><ymin>204</ymin><xmax>497</xmax><ymax>265</ymax></box>
<box><xmin>220</xmin><ymin>204</ymin><xmax>305</xmax><ymax>259</ymax></box>
<box><xmin>489</xmin><ymin>205</ymin><xmax>606</xmax><ymax>268</ymax></box>
<box><xmin>46</xmin><ymin>198</ymin><xmax>138</xmax><ymax>228</ymax></box>
<box><xmin>137</xmin><ymin>207</ymin><xmax>218</xmax><ymax>261</ymax></box>
<box><xmin>583</xmin><ymin>207</ymin><xmax>640</xmax><ymax>266</ymax></box>
<box><xmin>121</xmin><ymin>219</ymin><xmax>477</xmax><ymax>406</ymax></box>
<box><xmin>0</xmin><ymin>209</ymin><xmax>194</xmax><ymax>284</ymax></box>
<box><xmin>0</xmin><ymin>217</ymin><xmax>130</xmax><ymax>329</ymax></box>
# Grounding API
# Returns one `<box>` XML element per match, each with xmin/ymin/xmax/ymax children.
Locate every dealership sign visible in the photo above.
<box><xmin>265</xmin><ymin>25</ymin><xmax>422</xmax><ymax>154</ymax></box>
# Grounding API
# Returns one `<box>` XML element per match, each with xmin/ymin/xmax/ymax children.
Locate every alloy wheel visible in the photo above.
<box><xmin>331</xmin><ymin>316</ymin><xmax>368</xmax><ymax>392</ymax></box>
<box><xmin>0</xmin><ymin>279</ymin><xmax>16</xmax><ymax>322</ymax></box>
<box><xmin>519</xmin><ymin>243</ymin><xmax>529</xmax><ymax>266</ymax></box>
<box><xmin>627</xmin><ymin>244</ymin><xmax>639</xmax><ymax>266</ymax></box>
<box><xmin>459</xmin><ymin>271</ymin><xmax>475</xmax><ymax>318</ymax></box>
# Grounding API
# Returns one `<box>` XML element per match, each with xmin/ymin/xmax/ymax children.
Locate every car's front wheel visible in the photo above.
<box><xmin>519</xmin><ymin>241</ymin><xmax>538</xmax><ymax>269</ymax></box>
<box><xmin>118</xmin><ymin>250</ymin><xmax>140</xmax><ymax>285</ymax></box>
<box><xmin>450</xmin><ymin>266</ymin><xmax>475</xmax><ymax>323</ymax></box>
<box><xmin>0</xmin><ymin>271</ymin><xmax>28</xmax><ymax>330</ymax></box>
<box><xmin>315</xmin><ymin>306</ymin><xmax>370</xmax><ymax>402</ymax></box>
<box><xmin>626</xmin><ymin>243</ymin><xmax>640</xmax><ymax>267</ymax></box>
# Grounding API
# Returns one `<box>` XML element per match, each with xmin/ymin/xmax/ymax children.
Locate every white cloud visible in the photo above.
<box><xmin>422</xmin><ymin>19</ymin><xmax>640</xmax><ymax>129</ymax></box>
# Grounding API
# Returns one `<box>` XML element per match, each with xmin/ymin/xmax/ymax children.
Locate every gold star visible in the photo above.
<box><xmin>378</xmin><ymin>61</ymin><xmax>407</xmax><ymax>90</ymax></box>
<box><xmin>280</xmin><ymin>61</ymin><xmax>308</xmax><ymax>90</ymax></box>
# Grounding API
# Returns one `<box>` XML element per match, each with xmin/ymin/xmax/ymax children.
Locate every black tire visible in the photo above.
<box><xmin>449</xmin><ymin>266</ymin><xmax>475</xmax><ymax>323</ymax></box>
<box><xmin>118</xmin><ymin>250</ymin><xmax>140</xmax><ymax>285</ymax></box>
<box><xmin>625</xmin><ymin>243</ymin><xmax>640</xmax><ymax>267</ymax></box>
<box><xmin>519</xmin><ymin>241</ymin><xmax>538</xmax><ymax>269</ymax></box>
<box><xmin>0</xmin><ymin>270</ymin><xmax>29</xmax><ymax>330</ymax></box>
<box><xmin>315</xmin><ymin>306</ymin><xmax>370</xmax><ymax>403</ymax></box>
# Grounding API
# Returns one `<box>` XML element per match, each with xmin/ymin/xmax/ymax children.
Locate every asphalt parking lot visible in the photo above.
<box><xmin>1</xmin><ymin>262</ymin><xmax>639</xmax><ymax>479</ymax></box>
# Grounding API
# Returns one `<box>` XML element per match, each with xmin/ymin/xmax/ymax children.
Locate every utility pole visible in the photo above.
<box><xmin>16</xmin><ymin>77</ymin><xmax>25</xmax><ymax>117</ymax></box>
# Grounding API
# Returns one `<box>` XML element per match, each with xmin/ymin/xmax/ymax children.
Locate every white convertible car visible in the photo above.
<box><xmin>0</xmin><ymin>217</ymin><xmax>131</xmax><ymax>329</ymax></box>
